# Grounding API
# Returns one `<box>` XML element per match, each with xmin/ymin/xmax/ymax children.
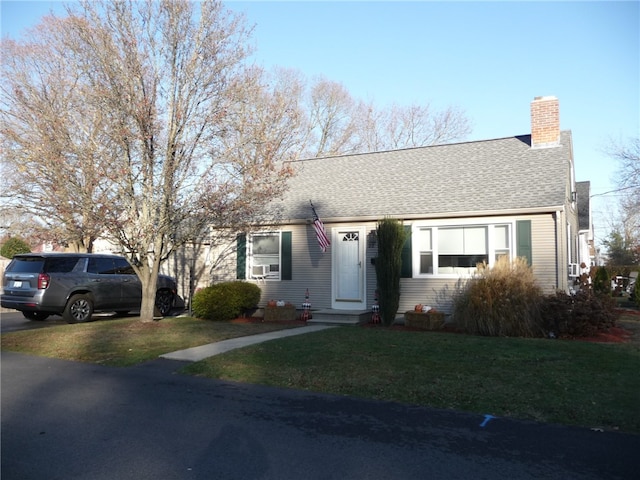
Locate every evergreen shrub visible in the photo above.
<box><xmin>192</xmin><ymin>281</ymin><xmax>261</xmax><ymax>321</ymax></box>
<box><xmin>0</xmin><ymin>237</ymin><xmax>31</xmax><ymax>259</ymax></box>
<box><xmin>375</xmin><ymin>218</ymin><xmax>407</xmax><ymax>326</ymax></box>
<box><xmin>592</xmin><ymin>266</ymin><xmax>611</xmax><ymax>296</ymax></box>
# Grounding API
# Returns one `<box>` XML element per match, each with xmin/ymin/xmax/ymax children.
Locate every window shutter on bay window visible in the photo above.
<box><xmin>236</xmin><ymin>234</ymin><xmax>246</xmax><ymax>279</ymax></box>
<box><xmin>516</xmin><ymin>220</ymin><xmax>532</xmax><ymax>266</ymax></box>
<box><xmin>401</xmin><ymin>225</ymin><xmax>412</xmax><ymax>278</ymax></box>
<box><xmin>281</xmin><ymin>231</ymin><xmax>292</xmax><ymax>280</ymax></box>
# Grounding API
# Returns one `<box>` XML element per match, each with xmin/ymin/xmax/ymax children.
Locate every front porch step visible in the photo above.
<box><xmin>306</xmin><ymin>309</ymin><xmax>371</xmax><ymax>326</ymax></box>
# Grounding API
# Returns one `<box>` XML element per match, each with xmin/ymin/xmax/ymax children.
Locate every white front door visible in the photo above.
<box><xmin>332</xmin><ymin>227</ymin><xmax>366</xmax><ymax>310</ymax></box>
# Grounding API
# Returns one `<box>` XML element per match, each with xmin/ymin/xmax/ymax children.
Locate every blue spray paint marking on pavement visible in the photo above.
<box><xmin>480</xmin><ymin>414</ymin><xmax>496</xmax><ymax>427</ymax></box>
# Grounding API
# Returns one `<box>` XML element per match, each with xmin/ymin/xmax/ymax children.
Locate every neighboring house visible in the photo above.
<box><xmin>575</xmin><ymin>180</ymin><xmax>595</xmax><ymax>269</ymax></box>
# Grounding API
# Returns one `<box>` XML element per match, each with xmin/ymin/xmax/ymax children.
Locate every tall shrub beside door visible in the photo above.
<box><xmin>375</xmin><ymin>218</ymin><xmax>407</xmax><ymax>326</ymax></box>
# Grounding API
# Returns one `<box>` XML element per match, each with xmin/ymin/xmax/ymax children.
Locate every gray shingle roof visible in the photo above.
<box><xmin>274</xmin><ymin>131</ymin><xmax>573</xmax><ymax>221</ymax></box>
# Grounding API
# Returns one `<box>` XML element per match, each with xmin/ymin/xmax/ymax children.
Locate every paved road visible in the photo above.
<box><xmin>2</xmin><ymin>351</ymin><xmax>638</xmax><ymax>480</ymax></box>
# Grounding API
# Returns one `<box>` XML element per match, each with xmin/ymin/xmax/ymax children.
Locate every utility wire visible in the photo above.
<box><xmin>590</xmin><ymin>184</ymin><xmax>640</xmax><ymax>198</ymax></box>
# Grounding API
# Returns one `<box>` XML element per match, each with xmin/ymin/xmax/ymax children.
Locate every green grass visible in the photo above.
<box><xmin>2</xmin><ymin>313</ymin><xmax>639</xmax><ymax>432</ymax></box>
<box><xmin>184</xmin><ymin>325</ymin><xmax>640</xmax><ymax>432</ymax></box>
<box><xmin>0</xmin><ymin>316</ymin><xmax>300</xmax><ymax>366</ymax></box>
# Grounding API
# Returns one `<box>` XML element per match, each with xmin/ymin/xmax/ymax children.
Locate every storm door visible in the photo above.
<box><xmin>332</xmin><ymin>227</ymin><xmax>366</xmax><ymax>309</ymax></box>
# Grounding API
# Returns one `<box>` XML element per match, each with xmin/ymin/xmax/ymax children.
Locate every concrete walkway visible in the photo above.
<box><xmin>160</xmin><ymin>325</ymin><xmax>335</xmax><ymax>362</ymax></box>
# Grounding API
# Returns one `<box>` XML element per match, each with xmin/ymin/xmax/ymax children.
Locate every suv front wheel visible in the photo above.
<box><xmin>63</xmin><ymin>294</ymin><xmax>94</xmax><ymax>324</ymax></box>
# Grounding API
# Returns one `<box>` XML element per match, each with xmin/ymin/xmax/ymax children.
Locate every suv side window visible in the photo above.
<box><xmin>87</xmin><ymin>258</ymin><xmax>116</xmax><ymax>275</ymax></box>
<box><xmin>45</xmin><ymin>256</ymin><xmax>83</xmax><ymax>273</ymax></box>
<box><xmin>113</xmin><ymin>257</ymin><xmax>135</xmax><ymax>275</ymax></box>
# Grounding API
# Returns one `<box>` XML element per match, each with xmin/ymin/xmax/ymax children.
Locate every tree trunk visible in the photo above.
<box><xmin>138</xmin><ymin>262</ymin><xmax>160</xmax><ymax>323</ymax></box>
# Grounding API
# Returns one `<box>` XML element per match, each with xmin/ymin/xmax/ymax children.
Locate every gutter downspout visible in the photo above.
<box><xmin>555</xmin><ymin>210</ymin><xmax>561</xmax><ymax>290</ymax></box>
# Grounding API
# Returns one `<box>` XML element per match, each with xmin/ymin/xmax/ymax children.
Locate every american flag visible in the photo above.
<box><xmin>311</xmin><ymin>202</ymin><xmax>330</xmax><ymax>253</ymax></box>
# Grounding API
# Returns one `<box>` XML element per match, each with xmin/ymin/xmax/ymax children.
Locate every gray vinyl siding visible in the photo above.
<box><xmin>398</xmin><ymin>277</ymin><xmax>460</xmax><ymax>313</ymax></box>
<box><xmin>212</xmin><ymin>213</ymin><xmax>564</xmax><ymax>313</ymax></box>
<box><xmin>529</xmin><ymin>213</ymin><xmax>558</xmax><ymax>294</ymax></box>
<box><xmin>252</xmin><ymin>223</ymin><xmax>332</xmax><ymax>308</ymax></box>
<box><xmin>250</xmin><ymin>221</ymin><xmax>382</xmax><ymax>309</ymax></box>
<box><xmin>395</xmin><ymin>213</ymin><xmax>561</xmax><ymax>313</ymax></box>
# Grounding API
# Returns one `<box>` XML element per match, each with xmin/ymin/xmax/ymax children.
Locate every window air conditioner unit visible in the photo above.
<box><xmin>252</xmin><ymin>265</ymin><xmax>268</xmax><ymax>279</ymax></box>
<box><xmin>568</xmin><ymin>263</ymin><xmax>580</xmax><ymax>277</ymax></box>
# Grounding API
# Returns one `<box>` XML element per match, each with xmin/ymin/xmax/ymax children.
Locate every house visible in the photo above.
<box><xmin>575</xmin><ymin>180</ymin><xmax>595</xmax><ymax>269</ymax></box>
<box><xmin>217</xmin><ymin>96</ymin><xmax>591</xmax><ymax>323</ymax></box>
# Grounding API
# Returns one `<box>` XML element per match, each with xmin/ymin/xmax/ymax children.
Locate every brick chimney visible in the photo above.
<box><xmin>530</xmin><ymin>96</ymin><xmax>560</xmax><ymax>147</ymax></box>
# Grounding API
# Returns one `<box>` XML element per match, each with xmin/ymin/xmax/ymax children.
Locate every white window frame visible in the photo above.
<box><xmin>412</xmin><ymin>219</ymin><xmax>515</xmax><ymax>278</ymax></box>
<box><xmin>249</xmin><ymin>231</ymin><xmax>282</xmax><ymax>281</ymax></box>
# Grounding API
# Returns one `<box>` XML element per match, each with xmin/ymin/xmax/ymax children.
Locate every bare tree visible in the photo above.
<box><xmin>217</xmin><ymin>65</ymin><xmax>303</xmax><ymax>224</ymax></box>
<box><xmin>607</xmin><ymin>137</ymin><xmax>640</xmax><ymax>262</ymax></box>
<box><xmin>295</xmin><ymin>77</ymin><xmax>471</xmax><ymax>157</ymax></box>
<box><xmin>611</xmin><ymin>137</ymin><xmax>640</xmax><ymax>207</ymax></box>
<box><xmin>302</xmin><ymin>77</ymin><xmax>360</xmax><ymax>157</ymax></box>
<box><xmin>1</xmin><ymin>26</ymin><xmax>110</xmax><ymax>252</ymax></box>
<box><xmin>366</xmin><ymin>102</ymin><xmax>472</xmax><ymax>151</ymax></box>
<box><xmin>1</xmin><ymin>0</ymin><xmax>293</xmax><ymax>322</ymax></box>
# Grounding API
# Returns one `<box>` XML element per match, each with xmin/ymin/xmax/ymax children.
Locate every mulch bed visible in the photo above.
<box><xmin>230</xmin><ymin>308</ymin><xmax>640</xmax><ymax>344</ymax></box>
<box><xmin>364</xmin><ymin>319</ymin><xmax>638</xmax><ymax>344</ymax></box>
<box><xmin>578</xmin><ymin>326</ymin><xmax>634</xmax><ymax>344</ymax></box>
<box><xmin>230</xmin><ymin>317</ymin><xmax>307</xmax><ymax>327</ymax></box>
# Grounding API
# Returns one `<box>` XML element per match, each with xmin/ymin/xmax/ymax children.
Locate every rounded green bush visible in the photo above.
<box><xmin>192</xmin><ymin>281</ymin><xmax>261</xmax><ymax>321</ymax></box>
<box><xmin>0</xmin><ymin>237</ymin><xmax>31</xmax><ymax>259</ymax></box>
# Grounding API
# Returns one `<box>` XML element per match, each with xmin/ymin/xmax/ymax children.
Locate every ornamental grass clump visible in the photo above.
<box><xmin>452</xmin><ymin>256</ymin><xmax>543</xmax><ymax>337</ymax></box>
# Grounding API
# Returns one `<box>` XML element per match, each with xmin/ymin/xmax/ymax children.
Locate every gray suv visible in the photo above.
<box><xmin>1</xmin><ymin>253</ymin><xmax>177</xmax><ymax>323</ymax></box>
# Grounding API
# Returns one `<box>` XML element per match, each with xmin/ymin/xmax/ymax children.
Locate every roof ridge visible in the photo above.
<box><xmin>288</xmin><ymin>131</ymin><xmax>572</xmax><ymax>164</ymax></box>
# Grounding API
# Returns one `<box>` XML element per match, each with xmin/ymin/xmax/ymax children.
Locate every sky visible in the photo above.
<box><xmin>1</xmin><ymin>0</ymin><xmax>639</xmax><ymax>248</ymax></box>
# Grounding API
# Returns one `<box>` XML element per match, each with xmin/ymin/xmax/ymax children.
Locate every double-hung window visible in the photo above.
<box><xmin>413</xmin><ymin>222</ymin><xmax>513</xmax><ymax>276</ymax></box>
<box><xmin>493</xmin><ymin>224</ymin><xmax>511</xmax><ymax>261</ymax></box>
<box><xmin>417</xmin><ymin>227</ymin><xmax>434</xmax><ymax>274</ymax></box>
<box><xmin>250</xmin><ymin>232</ymin><xmax>281</xmax><ymax>280</ymax></box>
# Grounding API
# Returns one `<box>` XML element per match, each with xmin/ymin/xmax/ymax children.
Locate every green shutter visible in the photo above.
<box><xmin>236</xmin><ymin>233</ymin><xmax>246</xmax><ymax>279</ymax></box>
<box><xmin>400</xmin><ymin>225</ymin><xmax>412</xmax><ymax>278</ymax></box>
<box><xmin>516</xmin><ymin>220</ymin><xmax>532</xmax><ymax>266</ymax></box>
<box><xmin>281</xmin><ymin>231</ymin><xmax>292</xmax><ymax>280</ymax></box>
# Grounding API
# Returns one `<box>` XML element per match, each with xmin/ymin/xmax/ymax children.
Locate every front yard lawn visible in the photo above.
<box><xmin>184</xmin><ymin>314</ymin><xmax>640</xmax><ymax>433</ymax></box>
<box><xmin>2</xmin><ymin>312</ymin><xmax>639</xmax><ymax>433</ymax></box>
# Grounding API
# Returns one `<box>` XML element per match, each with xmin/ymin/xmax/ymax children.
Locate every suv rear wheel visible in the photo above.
<box><xmin>155</xmin><ymin>290</ymin><xmax>174</xmax><ymax>316</ymax></box>
<box><xmin>63</xmin><ymin>294</ymin><xmax>94</xmax><ymax>324</ymax></box>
